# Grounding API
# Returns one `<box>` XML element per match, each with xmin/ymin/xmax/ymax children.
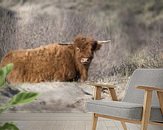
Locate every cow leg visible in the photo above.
<box><xmin>79</xmin><ymin>68</ymin><xmax>88</xmax><ymax>82</ymax></box>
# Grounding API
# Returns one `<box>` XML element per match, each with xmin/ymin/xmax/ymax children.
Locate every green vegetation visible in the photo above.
<box><xmin>0</xmin><ymin>63</ymin><xmax>39</xmax><ymax>130</ymax></box>
<box><xmin>0</xmin><ymin>63</ymin><xmax>13</xmax><ymax>86</ymax></box>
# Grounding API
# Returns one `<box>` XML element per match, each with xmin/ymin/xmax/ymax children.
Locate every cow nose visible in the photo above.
<box><xmin>81</xmin><ymin>58</ymin><xmax>91</xmax><ymax>64</ymax></box>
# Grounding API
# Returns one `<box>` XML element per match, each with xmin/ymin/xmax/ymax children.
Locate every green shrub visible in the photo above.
<box><xmin>0</xmin><ymin>63</ymin><xmax>39</xmax><ymax>130</ymax></box>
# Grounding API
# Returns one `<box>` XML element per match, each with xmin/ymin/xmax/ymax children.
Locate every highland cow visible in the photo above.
<box><xmin>0</xmin><ymin>35</ymin><xmax>110</xmax><ymax>83</ymax></box>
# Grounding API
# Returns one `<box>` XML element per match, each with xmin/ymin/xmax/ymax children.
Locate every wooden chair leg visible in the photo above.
<box><xmin>121</xmin><ymin>121</ymin><xmax>127</xmax><ymax>130</ymax></box>
<box><xmin>92</xmin><ymin>113</ymin><xmax>98</xmax><ymax>130</ymax></box>
<box><xmin>157</xmin><ymin>91</ymin><xmax>163</xmax><ymax>114</ymax></box>
<box><xmin>141</xmin><ymin>90</ymin><xmax>153</xmax><ymax>130</ymax></box>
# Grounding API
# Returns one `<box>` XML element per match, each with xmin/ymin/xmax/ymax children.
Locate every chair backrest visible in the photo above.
<box><xmin>123</xmin><ymin>69</ymin><xmax>163</xmax><ymax>107</ymax></box>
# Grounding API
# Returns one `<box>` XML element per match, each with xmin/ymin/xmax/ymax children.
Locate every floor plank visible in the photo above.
<box><xmin>0</xmin><ymin>112</ymin><xmax>139</xmax><ymax>130</ymax></box>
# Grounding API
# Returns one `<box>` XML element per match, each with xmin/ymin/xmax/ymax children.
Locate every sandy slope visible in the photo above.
<box><xmin>0</xmin><ymin>80</ymin><xmax>126</xmax><ymax>112</ymax></box>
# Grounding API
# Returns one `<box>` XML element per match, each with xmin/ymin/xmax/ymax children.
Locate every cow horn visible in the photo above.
<box><xmin>98</xmin><ymin>40</ymin><xmax>111</xmax><ymax>44</ymax></box>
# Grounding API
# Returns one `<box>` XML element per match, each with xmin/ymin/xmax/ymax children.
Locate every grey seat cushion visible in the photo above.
<box><xmin>87</xmin><ymin>100</ymin><xmax>163</xmax><ymax>123</ymax></box>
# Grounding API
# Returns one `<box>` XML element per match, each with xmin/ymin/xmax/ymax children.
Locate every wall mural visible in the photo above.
<box><xmin>0</xmin><ymin>0</ymin><xmax>163</xmax><ymax>112</ymax></box>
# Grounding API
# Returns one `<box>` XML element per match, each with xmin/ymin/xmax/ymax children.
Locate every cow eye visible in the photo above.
<box><xmin>92</xmin><ymin>41</ymin><xmax>97</xmax><ymax>51</ymax></box>
<box><xmin>81</xmin><ymin>38</ymin><xmax>86</xmax><ymax>41</ymax></box>
<box><xmin>76</xmin><ymin>47</ymin><xmax>80</xmax><ymax>52</ymax></box>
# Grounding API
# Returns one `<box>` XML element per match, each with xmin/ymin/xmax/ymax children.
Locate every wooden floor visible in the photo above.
<box><xmin>0</xmin><ymin>112</ymin><xmax>140</xmax><ymax>130</ymax></box>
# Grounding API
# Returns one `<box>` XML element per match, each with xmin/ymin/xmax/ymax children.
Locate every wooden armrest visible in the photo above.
<box><xmin>137</xmin><ymin>86</ymin><xmax>163</xmax><ymax>92</ymax></box>
<box><xmin>138</xmin><ymin>86</ymin><xmax>163</xmax><ymax>123</ymax></box>
<box><xmin>86</xmin><ymin>82</ymin><xmax>118</xmax><ymax>101</ymax></box>
<box><xmin>138</xmin><ymin>86</ymin><xmax>163</xmax><ymax>118</ymax></box>
<box><xmin>86</xmin><ymin>82</ymin><xmax>116</xmax><ymax>89</ymax></box>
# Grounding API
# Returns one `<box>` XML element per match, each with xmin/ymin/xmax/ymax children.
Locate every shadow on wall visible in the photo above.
<box><xmin>0</xmin><ymin>7</ymin><xmax>17</xmax><ymax>61</ymax></box>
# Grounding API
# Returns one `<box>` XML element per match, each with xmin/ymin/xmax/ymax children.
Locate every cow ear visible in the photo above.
<box><xmin>95</xmin><ymin>44</ymin><xmax>102</xmax><ymax>51</ymax></box>
<box><xmin>76</xmin><ymin>47</ymin><xmax>80</xmax><ymax>52</ymax></box>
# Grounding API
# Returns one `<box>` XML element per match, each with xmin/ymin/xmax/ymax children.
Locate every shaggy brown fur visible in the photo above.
<box><xmin>0</xmin><ymin>35</ymin><xmax>101</xmax><ymax>83</ymax></box>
